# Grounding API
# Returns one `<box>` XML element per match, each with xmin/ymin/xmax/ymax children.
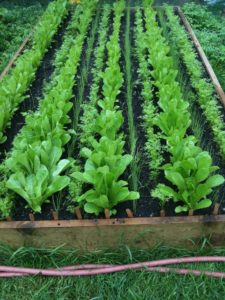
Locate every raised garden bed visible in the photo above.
<box><xmin>1</xmin><ymin>1</ymin><xmax>225</xmax><ymax>250</ymax></box>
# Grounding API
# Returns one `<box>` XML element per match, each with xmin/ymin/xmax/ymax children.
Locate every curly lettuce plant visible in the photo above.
<box><xmin>0</xmin><ymin>164</ymin><xmax>13</xmax><ymax>220</ymax></box>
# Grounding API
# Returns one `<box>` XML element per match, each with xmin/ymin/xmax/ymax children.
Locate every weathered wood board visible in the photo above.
<box><xmin>0</xmin><ymin>215</ymin><xmax>225</xmax><ymax>249</ymax></box>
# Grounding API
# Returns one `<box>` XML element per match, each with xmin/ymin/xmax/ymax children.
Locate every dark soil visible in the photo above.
<box><xmin>13</xmin><ymin>198</ymin><xmax>52</xmax><ymax>221</ymax></box>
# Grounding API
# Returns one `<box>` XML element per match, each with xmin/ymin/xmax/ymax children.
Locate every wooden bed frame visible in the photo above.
<box><xmin>1</xmin><ymin>7</ymin><xmax>225</xmax><ymax>250</ymax></box>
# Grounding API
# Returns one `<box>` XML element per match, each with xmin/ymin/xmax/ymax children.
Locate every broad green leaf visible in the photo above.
<box><xmin>195</xmin><ymin>199</ymin><xmax>212</xmax><ymax>210</ymax></box>
<box><xmin>6</xmin><ymin>173</ymin><xmax>29</xmax><ymax>202</ymax></box>
<box><xmin>84</xmin><ymin>203</ymin><xmax>102</xmax><ymax>215</ymax></box>
<box><xmin>114</xmin><ymin>154</ymin><xmax>132</xmax><ymax>179</ymax></box>
<box><xmin>80</xmin><ymin>147</ymin><xmax>92</xmax><ymax>158</ymax></box>
<box><xmin>127</xmin><ymin>191</ymin><xmax>140</xmax><ymax>200</ymax></box>
<box><xmin>46</xmin><ymin>176</ymin><xmax>70</xmax><ymax>197</ymax></box>
<box><xmin>195</xmin><ymin>152</ymin><xmax>212</xmax><ymax>182</ymax></box>
<box><xmin>206</xmin><ymin>175</ymin><xmax>225</xmax><ymax>188</ymax></box>
<box><xmin>97</xmin><ymin>195</ymin><xmax>109</xmax><ymax>208</ymax></box>
<box><xmin>52</xmin><ymin>159</ymin><xmax>70</xmax><ymax>177</ymax></box>
<box><xmin>192</xmin><ymin>183</ymin><xmax>212</xmax><ymax>202</ymax></box>
<box><xmin>71</xmin><ymin>172</ymin><xmax>91</xmax><ymax>183</ymax></box>
<box><xmin>114</xmin><ymin>189</ymin><xmax>130</xmax><ymax>203</ymax></box>
<box><xmin>165</xmin><ymin>170</ymin><xmax>185</xmax><ymax>190</ymax></box>
<box><xmin>175</xmin><ymin>205</ymin><xmax>188</xmax><ymax>213</ymax></box>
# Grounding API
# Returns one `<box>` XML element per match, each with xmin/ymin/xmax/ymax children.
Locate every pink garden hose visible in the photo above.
<box><xmin>1</xmin><ymin>256</ymin><xmax>225</xmax><ymax>278</ymax></box>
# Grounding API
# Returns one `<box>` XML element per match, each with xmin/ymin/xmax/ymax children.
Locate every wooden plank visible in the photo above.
<box><xmin>0</xmin><ymin>215</ymin><xmax>225</xmax><ymax>249</ymax></box>
<box><xmin>176</xmin><ymin>7</ymin><xmax>225</xmax><ymax>109</ymax></box>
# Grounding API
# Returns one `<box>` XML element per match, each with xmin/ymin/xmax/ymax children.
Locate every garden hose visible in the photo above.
<box><xmin>0</xmin><ymin>256</ymin><xmax>225</xmax><ymax>278</ymax></box>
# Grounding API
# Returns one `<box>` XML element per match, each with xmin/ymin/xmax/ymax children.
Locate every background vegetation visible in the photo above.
<box><xmin>0</xmin><ymin>1</ymin><xmax>45</xmax><ymax>73</ymax></box>
<box><xmin>183</xmin><ymin>3</ymin><xmax>225</xmax><ymax>91</ymax></box>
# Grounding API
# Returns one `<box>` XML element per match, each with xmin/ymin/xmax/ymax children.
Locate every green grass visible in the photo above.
<box><xmin>0</xmin><ymin>244</ymin><xmax>225</xmax><ymax>299</ymax></box>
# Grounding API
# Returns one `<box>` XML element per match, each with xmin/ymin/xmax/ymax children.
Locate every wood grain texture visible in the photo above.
<box><xmin>0</xmin><ymin>215</ymin><xmax>225</xmax><ymax>249</ymax></box>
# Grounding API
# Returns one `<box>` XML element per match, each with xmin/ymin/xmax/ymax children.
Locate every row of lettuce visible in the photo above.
<box><xmin>144</xmin><ymin>3</ymin><xmax>224</xmax><ymax>213</ymax></box>
<box><xmin>0</xmin><ymin>0</ymin><xmax>224</xmax><ymax>219</ymax></box>
<box><xmin>70</xmin><ymin>1</ymin><xmax>139</xmax><ymax>216</ymax></box>
<box><xmin>0</xmin><ymin>0</ymin><xmax>99</xmax><ymax>217</ymax></box>
<box><xmin>0</xmin><ymin>0</ymin><xmax>67</xmax><ymax>144</ymax></box>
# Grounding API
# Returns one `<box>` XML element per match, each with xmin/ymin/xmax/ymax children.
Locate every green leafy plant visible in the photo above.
<box><xmin>183</xmin><ymin>3</ymin><xmax>225</xmax><ymax>101</ymax></box>
<box><xmin>135</xmin><ymin>8</ymin><xmax>163</xmax><ymax>182</ymax></box>
<box><xmin>6</xmin><ymin>139</ymin><xmax>70</xmax><ymax>213</ymax></box>
<box><xmin>0</xmin><ymin>0</ymin><xmax>67</xmax><ymax>144</ymax></box>
<box><xmin>143</xmin><ymin>4</ymin><xmax>224</xmax><ymax>213</ymax></box>
<box><xmin>0</xmin><ymin>164</ymin><xmax>13</xmax><ymax>220</ymax></box>
<box><xmin>79</xmin><ymin>6</ymin><xmax>111</xmax><ymax>147</ymax></box>
<box><xmin>70</xmin><ymin>1</ymin><xmax>139</xmax><ymax>215</ymax></box>
<box><xmin>72</xmin><ymin>137</ymin><xmax>139</xmax><ymax>215</ymax></box>
<box><xmin>4</xmin><ymin>0</ymin><xmax>98</xmax><ymax>213</ymax></box>
<box><xmin>153</xmin><ymin>137</ymin><xmax>224</xmax><ymax>212</ymax></box>
<box><xmin>165</xmin><ymin>6</ymin><xmax>225</xmax><ymax>159</ymax></box>
<box><xmin>0</xmin><ymin>4</ymin><xmax>43</xmax><ymax>73</ymax></box>
<box><xmin>69</xmin><ymin>5</ymin><xmax>111</xmax><ymax>205</ymax></box>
